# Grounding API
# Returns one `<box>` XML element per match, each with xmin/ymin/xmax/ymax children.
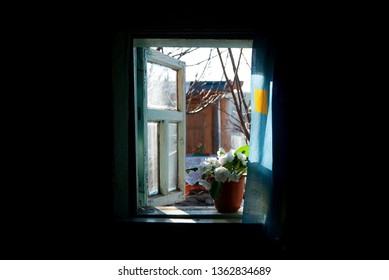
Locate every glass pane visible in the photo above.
<box><xmin>168</xmin><ymin>123</ymin><xmax>178</xmax><ymax>192</ymax></box>
<box><xmin>147</xmin><ymin>62</ymin><xmax>177</xmax><ymax>110</ymax></box>
<box><xmin>148</xmin><ymin>122</ymin><xmax>159</xmax><ymax>195</ymax></box>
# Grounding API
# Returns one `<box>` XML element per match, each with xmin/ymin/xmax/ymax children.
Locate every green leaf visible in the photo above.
<box><xmin>185</xmin><ymin>167</ymin><xmax>198</xmax><ymax>174</ymax></box>
<box><xmin>209</xmin><ymin>180</ymin><xmax>223</xmax><ymax>200</ymax></box>
<box><xmin>235</xmin><ymin>144</ymin><xmax>250</xmax><ymax>157</ymax></box>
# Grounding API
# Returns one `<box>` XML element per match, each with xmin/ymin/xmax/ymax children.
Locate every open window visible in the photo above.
<box><xmin>132</xmin><ymin>39</ymin><xmax>253</xmax><ymax>218</ymax></box>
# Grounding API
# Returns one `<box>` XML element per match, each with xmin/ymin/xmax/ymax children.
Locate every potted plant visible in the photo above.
<box><xmin>186</xmin><ymin>145</ymin><xmax>249</xmax><ymax>212</ymax></box>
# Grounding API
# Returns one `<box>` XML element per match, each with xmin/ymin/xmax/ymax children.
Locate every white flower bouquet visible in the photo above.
<box><xmin>186</xmin><ymin>145</ymin><xmax>249</xmax><ymax>200</ymax></box>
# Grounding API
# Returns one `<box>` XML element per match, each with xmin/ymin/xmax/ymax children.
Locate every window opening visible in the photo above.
<box><xmin>135</xmin><ymin>39</ymin><xmax>253</xmax><ymax>218</ymax></box>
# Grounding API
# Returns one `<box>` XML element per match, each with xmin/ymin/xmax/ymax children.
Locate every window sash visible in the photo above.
<box><xmin>136</xmin><ymin>48</ymin><xmax>186</xmax><ymax>207</ymax></box>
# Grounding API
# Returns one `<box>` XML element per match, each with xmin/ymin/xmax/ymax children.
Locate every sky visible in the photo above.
<box><xmin>157</xmin><ymin>47</ymin><xmax>252</xmax><ymax>93</ymax></box>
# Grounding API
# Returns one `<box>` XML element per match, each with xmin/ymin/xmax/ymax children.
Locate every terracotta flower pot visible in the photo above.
<box><xmin>214</xmin><ymin>176</ymin><xmax>245</xmax><ymax>213</ymax></box>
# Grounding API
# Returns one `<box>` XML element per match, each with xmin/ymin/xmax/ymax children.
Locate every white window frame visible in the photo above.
<box><xmin>136</xmin><ymin>48</ymin><xmax>186</xmax><ymax>207</ymax></box>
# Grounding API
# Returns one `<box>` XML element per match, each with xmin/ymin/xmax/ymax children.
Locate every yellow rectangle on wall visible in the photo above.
<box><xmin>254</xmin><ymin>89</ymin><xmax>268</xmax><ymax>114</ymax></box>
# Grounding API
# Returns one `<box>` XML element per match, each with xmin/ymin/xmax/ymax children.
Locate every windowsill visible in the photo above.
<box><xmin>126</xmin><ymin>205</ymin><xmax>243</xmax><ymax>223</ymax></box>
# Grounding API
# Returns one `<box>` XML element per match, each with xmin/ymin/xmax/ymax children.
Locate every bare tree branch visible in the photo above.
<box><xmin>228</xmin><ymin>48</ymin><xmax>250</xmax><ymax>118</ymax></box>
<box><xmin>216</xmin><ymin>48</ymin><xmax>250</xmax><ymax>141</ymax></box>
<box><xmin>166</xmin><ymin>47</ymin><xmax>200</xmax><ymax>59</ymax></box>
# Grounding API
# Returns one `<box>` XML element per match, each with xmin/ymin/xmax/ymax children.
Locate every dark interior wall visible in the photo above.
<box><xmin>3</xmin><ymin>10</ymin><xmax>388</xmax><ymax>260</ymax></box>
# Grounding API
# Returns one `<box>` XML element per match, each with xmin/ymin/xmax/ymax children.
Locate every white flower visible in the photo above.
<box><xmin>227</xmin><ymin>150</ymin><xmax>235</xmax><ymax>160</ymax></box>
<box><xmin>197</xmin><ymin>161</ymin><xmax>212</xmax><ymax>173</ymax></box>
<box><xmin>217</xmin><ymin>148</ymin><xmax>225</xmax><ymax>157</ymax></box>
<box><xmin>214</xmin><ymin>166</ymin><xmax>230</xmax><ymax>183</ymax></box>
<box><xmin>206</xmin><ymin>157</ymin><xmax>220</xmax><ymax>167</ymax></box>
<box><xmin>229</xmin><ymin>173</ymin><xmax>240</xmax><ymax>182</ymax></box>
<box><xmin>237</xmin><ymin>152</ymin><xmax>247</xmax><ymax>166</ymax></box>
<box><xmin>198</xmin><ymin>179</ymin><xmax>211</xmax><ymax>190</ymax></box>
<box><xmin>219</xmin><ymin>151</ymin><xmax>235</xmax><ymax>165</ymax></box>
<box><xmin>207</xmin><ymin>157</ymin><xmax>217</xmax><ymax>163</ymax></box>
<box><xmin>237</xmin><ymin>152</ymin><xmax>246</xmax><ymax>161</ymax></box>
<box><xmin>219</xmin><ymin>154</ymin><xmax>228</xmax><ymax>165</ymax></box>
